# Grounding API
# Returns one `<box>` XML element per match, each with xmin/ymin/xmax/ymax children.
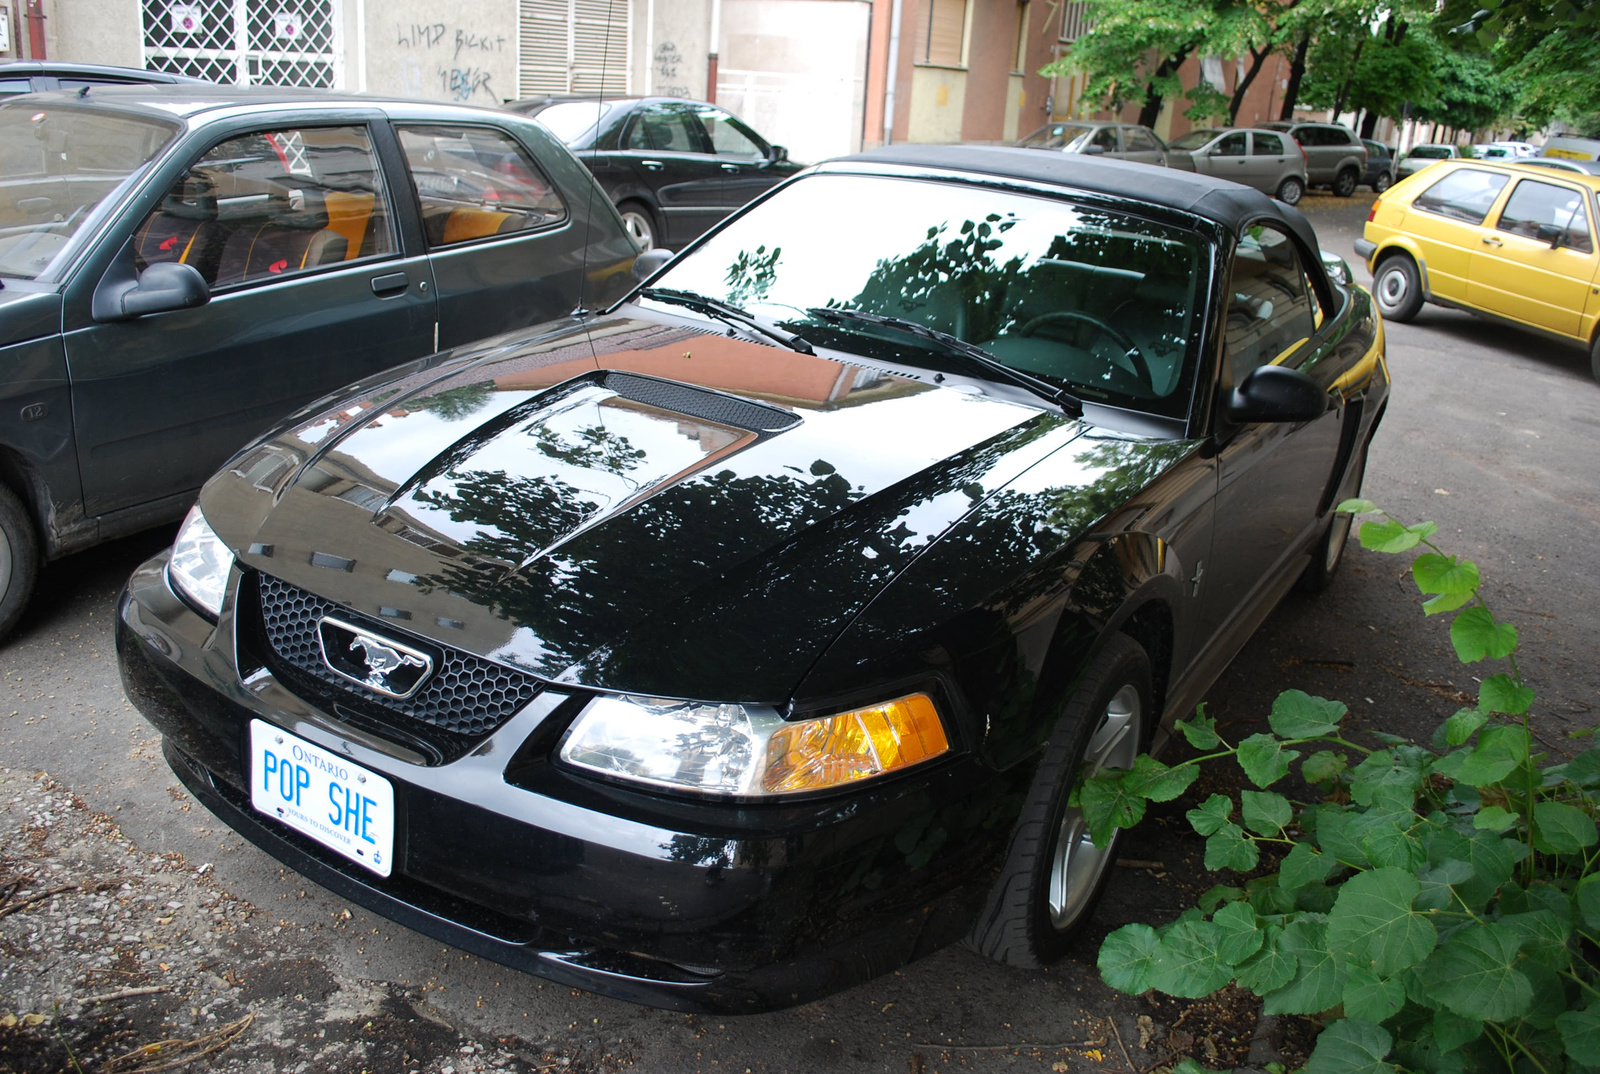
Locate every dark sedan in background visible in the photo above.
<box><xmin>118</xmin><ymin>147</ymin><xmax>1387</xmax><ymax>1013</ymax></box>
<box><xmin>0</xmin><ymin>86</ymin><xmax>636</xmax><ymax>643</ymax></box>
<box><xmin>0</xmin><ymin>60</ymin><xmax>208</xmax><ymax>96</ymax></box>
<box><xmin>508</xmin><ymin>95</ymin><xmax>803</xmax><ymax>250</ymax></box>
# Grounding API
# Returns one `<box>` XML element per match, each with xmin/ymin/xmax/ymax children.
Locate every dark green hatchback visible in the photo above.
<box><xmin>0</xmin><ymin>85</ymin><xmax>637</xmax><ymax>642</ymax></box>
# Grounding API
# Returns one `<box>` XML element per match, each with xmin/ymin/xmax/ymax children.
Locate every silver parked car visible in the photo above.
<box><xmin>1167</xmin><ymin>127</ymin><xmax>1309</xmax><ymax>204</ymax></box>
<box><xmin>1015</xmin><ymin>121</ymin><xmax>1174</xmax><ymax>167</ymax></box>
<box><xmin>1259</xmin><ymin>121</ymin><xmax>1367</xmax><ymax>196</ymax></box>
<box><xmin>1396</xmin><ymin>143</ymin><xmax>1465</xmax><ymax>178</ymax></box>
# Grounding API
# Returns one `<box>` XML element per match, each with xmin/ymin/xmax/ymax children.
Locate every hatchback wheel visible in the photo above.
<box><xmin>1373</xmin><ymin>255</ymin><xmax>1423</xmax><ymax>322</ymax></box>
<box><xmin>968</xmin><ymin>634</ymin><xmax>1151</xmax><ymax>967</ymax></box>
<box><xmin>1275</xmin><ymin>176</ymin><xmax>1305</xmax><ymax>205</ymax></box>
<box><xmin>1373</xmin><ymin>171</ymin><xmax>1393</xmax><ymax>193</ymax></box>
<box><xmin>0</xmin><ymin>484</ymin><xmax>39</xmax><ymax>644</ymax></box>
<box><xmin>1334</xmin><ymin>168</ymin><xmax>1359</xmax><ymax>197</ymax></box>
<box><xmin>617</xmin><ymin>201</ymin><xmax>659</xmax><ymax>251</ymax></box>
<box><xmin>1590</xmin><ymin>332</ymin><xmax>1600</xmax><ymax>385</ymax></box>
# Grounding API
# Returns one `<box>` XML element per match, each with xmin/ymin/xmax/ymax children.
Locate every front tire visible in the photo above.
<box><xmin>1334</xmin><ymin>167</ymin><xmax>1359</xmax><ymax>197</ymax></box>
<box><xmin>968</xmin><ymin>634</ymin><xmax>1152</xmax><ymax>967</ymax></box>
<box><xmin>616</xmin><ymin>200</ymin><xmax>659</xmax><ymax>251</ymax></box>
<box><xmin>1373</xmin><ymin>171</ymin><xmax>1393</xmax><ymax>193</ymax></box>
<box><xmin>1590</xmin><ymin>332</ymin><xmax>1600</xmax><ymax>384</ymax></box>
<box><xmin>1276</xmin><ymin>176</ymin><xmax>1305</xmax><ymax>205</ymax></box>
<box><xmin>1372</xmin><ymin>255</ymin><xmax>1423</xmax><ymax>322</ymax></box>
<box><xmin>1297</xmin><ymin>443</ymin><xmax>1368</xmax><ymax>594</ymax></box>
<box><xmin>0</xmin><ymin>484</ymin><xmax>40</xmax><ymax>644</ymax></box>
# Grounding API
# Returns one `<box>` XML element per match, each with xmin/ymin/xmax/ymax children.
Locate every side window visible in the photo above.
<box><xmin>694</xmin><ymin>108</ymin><xmax>765</xmax><ymax>158</ymax></box>
<box><xmin>1125</xmin><ymin>128</ymin><xmax>1161</xmax><ymax>152</ymax></box>
<box><xmin>1412</xmin><ymin>168</ymin><xmax>1510</xmax><ymax>225</ymax></box>
<box><xmin>623</xmin><ymin>107</ymin><xmax>703</xmax><ymax>153</ymax></box>
<box><xmin>396</xmin><ymin>125</ymin><xmax>568</xmax><ymax>249</ymax></box>
<box><xmin>1091</xmin><ymin>127</ymin><xmax>1119</xmax><ymax>153</ymax></box>
<box><xmin>133</xmin><ymin>125</ymin><xmax>395</xmax><ymax>290</ymax></box>
<box><xmin>1252</xmin><ymin>132</ymin><xmax>1285</xmax><ymax>156</ymax></box>
<box><xmin>1215</xmin><ymin>132</ymin><xmax>1247</xmax><ymax>157</ymax></box>
<box><xmin>1496</xmin><ymin>179</ymin><xmax>1594</xmax><ymax>253</ymax></box>
<box><xmin>1225</xmin><ymin>225</ymin><xmax>1318</xmax><ymax>386</ymax></box>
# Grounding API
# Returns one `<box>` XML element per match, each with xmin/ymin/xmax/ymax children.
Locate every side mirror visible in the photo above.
<box><xmin>1225</xmin><ymin>364</ymin><xmax>1327</xmax><ymax>424</ymax></box>
<box><xmin>1083</xmin><ymin>144</ymin><xmax>1106</xmax><ymax>156</ymax></box>
<box><xmin>631</xmin><ymin>247</ymin><xmax>674</xmax><ymax>284</ymax></box>
<box><xmin>93</xmin><ymin>254</ymin><xmax>210</xmax><ymax>323</ymax></box>
<box><xmin>765</xmin><ymin>144</ymin><xmax>789</xmax><ymax>164</ymax></box>
<box><xmin>1535</xmin><ymin>223</ymin><xmax>1563</xmax><ymax>248</ymax></box>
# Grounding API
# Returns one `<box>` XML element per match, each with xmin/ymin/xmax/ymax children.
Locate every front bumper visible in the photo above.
<box><xmin>1354</xmin><ymin>238</ymin><xmax>1377</xmax><ymax>264</ymax></box>
<box><xmin>116</xmin><ymin>553</ymin><xmax>1016</xmax><ymax>1013</ymax></box>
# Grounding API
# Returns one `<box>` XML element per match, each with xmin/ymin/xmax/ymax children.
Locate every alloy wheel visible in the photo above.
<box><xmin>620</xmin><ymin>209</ymin><xmax>655</xmax><ymax>251</ymax></box>
<box><xmin>1047</xmin><ymin>683</ymin><xmax>1142</xmax><ymax>930</ymax></box>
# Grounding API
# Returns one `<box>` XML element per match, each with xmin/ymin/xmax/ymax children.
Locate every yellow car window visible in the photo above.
<box><xmin>1496</xmin><ymin>179</ymin><xmax>1594</xmax><ymax>253</ymax></box>
<box><xmin>1413</xmin><ymin>167</ymin><xmax>1510</xmax><ymax>225</ymax></box>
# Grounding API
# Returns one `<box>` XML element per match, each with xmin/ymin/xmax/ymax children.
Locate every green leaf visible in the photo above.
<box><xmin>1422</xmin><ymin>922</ymin><xmax>1533</xmax><ymax>1022</ymax></box>
<box><xmin>1327</xmin><ymin>868</ymin><xmax>1438</xmax><ymax>976</ymax></box>
<box><xmin>1558</xmin><ymin>1006</ymin><xmax>1600</xmax><ymax>1062</ymax></box>
<box><xmin>1415</xmin><ymin>860</ymin><xmax>1475</xmax><ymax>912</ymax></box>
<box><xmin>1450</xmin><ymin>606</ymin><xmax>1518</xmax><ymax>663</ymax></box>
<box><xmin>1098</xmin><ymin>923</ymin><xmax>1160</xmax><ymax>994</ymax></box>
<box><xmin>1343</xmin><ymin>965</ymin><xmax>1407</xmax><ymax>1025</ymax></box>
<box><xmin>1148</xmin><ymin>919</ymin><xmax>1234</xmax><ymax>998</ymax></box>
<box><xmin>1358</xmin><ymin>819</ymin><xmax>1427</xmax><ymax>872</ymax></box>
<box><xmin>1270</xmin><ymin>690</ymin><xmax>1347</xmax><ymax>738</ymax></box>
<box><xmin>1453</xmin><ymin>725</ymin><xmax>1530</xmax><ymax>787</ymax></box>
<box><xmin>1078</xmin><ymin>771</ymin><xmax>1147</xmax><ymax>848</ymax></box>
<box><xmin>1314</xmin><ymin>807</ymin><xmax>1372</xmax><ymax>870</ymax></box>
<box><xmin>1558</xmin><ymin>748</ymin><xmax>1600</xmax><ymax>787</ymax></box>
<box><xmin>1264</xmin><ymin>917</ymin><xmax>1347</xmax><ymax>1015</ymax></box>
<box><xmin>1478</xmin><ymin>674</ymin><xmax>1534</xmax><ymax>715</ymax></box>
<box><xmin>1338</xmin><ymin>497</ymin><xmax>1378</xmax><ymax>514</ymax></box>
<box><xmin>1175</xmin><ymin>706</ymin><xmax>1221</xmax><ymax>749</ymax></box>
<box><xmin>1197</xmin><ymin>885</ymin><xmax>1245</xmax><ymax>913</ymax></box>
<box><xmin>1360</xmin><ymin>519</ymin><xmax>1424</xmax><ymax>554</ymax></box>
<box><xmin>1214</xmin><ymin>900</ymin><xmax>1265</xmax><ymax>966</ymax></box>
<box><xmin>1303</xmin><ymin>1019</ymin><xmax>1396</xmax><ymax>1074</ymax></box>
<box><xmin>1238</xmin><ymin>733</ymin><xmax>1300</xmax><ymax>789</ymax></box>
<box><xmin>1303</xmin><ymin>750</ymin><xmax>1349</xmax><ymax>786</ymax></box>
<box><xmin>1577</xmin><ymin>874</ymin><xmax>1600</xmax><ymax>930</ymax></box>
<box><xmin>1122</xmin><ymin>755</ymin><xmax>1201</xmax><ymax>803</ymax></box>
<box><xmin>1472</xmin><ymin>806</ymin><xmax>1517</xmax><ymax>832</ymax></box>
<box><xmin>1187</xmin><ymin>794</ymin><xmax>1234</xmax><ymax>836</ymax></box>
<box><xmin>1349</xmin><ymin>748</ymin><xmax>1427</xmax><ymax>811</ymax></box>
<box><xmin>1241</xmin><ymin>790</ymin><xmax>1293</xmax><ymax>836</ymax></box>
<box><xmin>1279</xmin><ymin>841</ymin><xmax>1334</xmax><ymax>892</ymax></box>
<box><xmin>1412</xmin><ymin>552</ymin><xmax>1480</xmax><ymax>596</ymax></box>
<box><xmin>1205</xmin><ymin>823</ymin><xmax>1260</xmax><ymax>872</ymax></box>
<box><xmin>1531</xmin><ymin>800</ymin><xmax>1598</xmax><ymax>854</ymax></box>
<box><xmin>1500</xmin><ymin>909</ymin><xmax>1572</xmax><ymax>971</ymax></box>
<box><xmin>1424</xmin><ymin>828</ymin><xmax>1520</xmax><ymax>911</ymax></box>
<box><xmin>1442</xmin><ymin>708</ymin><xmax>1488</xmax><ymax>747</ymax></box>
<box><xmin>1422</xmin><ymin>590</ymin><xmax>1475</xmax><ymax>616</ymax></box>
<box><xmin>1235</xmin><ymin>924</ymin><xmax>1296</xmax><ymax>994</ymax></box>
<box><xmin>1432</xmin><ymin>1009</ymin><xmax>1483</xmax><ymax>1053</ymax></box>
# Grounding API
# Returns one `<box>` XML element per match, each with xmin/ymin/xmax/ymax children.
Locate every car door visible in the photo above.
<box><xmin>1242</xmin><ymin>131</ymin><xmax>1292</xmax><ymax>194</ymax></box>
<box><xmin>61</xmin><ymin>118</ymin><xmax>438</xmax><ymax>517</ymax></box>
<box><xmin>686</xmin><ymin>104</ymin><xmax>800</xmax><ymax>213</ymax></box>
<box><xmin>1121</xmin><ymin>126</ymin><xmax>1167</xmax><ymax>167</ymax></box>
<box><xmin>1468</xmin><ymin>176</ymin><xmax>1599</xmax><ymax>337</ymax></box>
<box><xmin>1202</xmin><ymin>223</ymin><xmax>1344</xmax><ymax>641</ymax></box>
<box><xmin>615</xmin><ymin>102</ymin><xmax>727</xmax><ymax>246</ymax></box>
<box><xmin>392</xmin><ymin>120</ymin><xmax>595</xmax><ymax>349</ymax></box>
<box><xmin>1194</xmin><ymin>131</ymin><xmax>1250</xmax><ymax>182</ymax></box>
<box><xmin>1402</xmin><ymin>166</ymin><xmax>1513</xmax><ymax>302</ymax></box>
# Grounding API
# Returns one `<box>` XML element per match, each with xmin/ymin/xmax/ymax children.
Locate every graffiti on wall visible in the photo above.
<box><xmin>653</xmin><ymin>42</ymin><xmax>690</xmax><ymax>98</ymax></box>
<box><xmin>393</xmin><ymin>22</ymin><xmax>508</xmax><ymax>102</ymax></box>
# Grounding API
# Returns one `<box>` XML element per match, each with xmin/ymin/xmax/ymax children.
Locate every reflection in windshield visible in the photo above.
<box><xmin>655</xmin><ymin>174</ymin><xmax>1208</xmax><ymax>419</ymax></box>
<box><xmin>533</xmin><ymin>101</ymin><xmax>614</xmax><ymax>144</ymax></box>
<box><xmin>0</xmin><ymin>103</ymin><xmax>178</xmax><ymax>279</ymax></box>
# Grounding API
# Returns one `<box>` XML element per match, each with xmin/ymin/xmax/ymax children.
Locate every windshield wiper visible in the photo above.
<box><xmin>806</xmin><ymin>307</ymin><xmax>1082</xmax><ymax>416</ymax></box>
<box><xmin>640</xmin><ymin>287</ymin><xmax>814</xmax><ymax>355</ymax></box>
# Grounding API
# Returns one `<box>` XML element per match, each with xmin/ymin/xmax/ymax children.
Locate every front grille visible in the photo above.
<box><xmin>255</xmin><ymin>574</ymin><xmax>541</xmax><ymax>742</ymax></box>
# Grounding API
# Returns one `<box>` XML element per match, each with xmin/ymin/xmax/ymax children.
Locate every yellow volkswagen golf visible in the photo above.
<box><xmin>1356</xmin><ymin>159</ymin><xmax>1600</xmax><ymax>379</ymax></box>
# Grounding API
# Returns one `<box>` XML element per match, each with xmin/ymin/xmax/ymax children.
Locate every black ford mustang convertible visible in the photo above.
<box><xmin>117</xmin><ymin>145</ymin><xmax>1388</xmax><ymax>1012</ymax></box>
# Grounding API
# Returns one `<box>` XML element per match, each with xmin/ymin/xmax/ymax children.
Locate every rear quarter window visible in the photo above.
<box><xmin>1412</xmin><ymin>168</ymin><xmax>1511</xmax><ymax>225</ymax></box>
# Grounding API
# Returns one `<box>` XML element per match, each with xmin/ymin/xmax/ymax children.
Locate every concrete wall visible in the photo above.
<box><xmin>40</xmin><ymin>0</ymin><xmax>142</xmax><ymax>68</ymax></box>
<box><xmin>906</xmin><ymin>65</ymin><xmax>965</xmax><ymax>143</ymax></box>
<box><xmin>649</xmin><ymin>0</ymin><xmax>710</xmax><ymax>98</ymax></box>
<box><xmin>366</xmin><ymin>0</ymin><xmax>517</xmax><ymax>104</ymax></box>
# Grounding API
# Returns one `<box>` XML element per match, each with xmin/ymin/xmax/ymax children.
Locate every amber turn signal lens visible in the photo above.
<box><xmin>761</xmin><ymin>693</ymin><xmax>949</xmax><ymax>794</ymax></box>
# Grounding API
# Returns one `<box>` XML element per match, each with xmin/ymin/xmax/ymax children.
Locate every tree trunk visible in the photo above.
<box><xmin>1360</xmin><ymin>110</ymin><xmax>1380</xmax><ymax>139</ymax></box>
<box><xmin>1228</xmin><ymin>45</ymin><xmax>1272</xmax><ymax>122</ymax></box>
<box><xmin>1280</xmin><ymin>32</ymin><xmax>1310</xmax><ymax>120</ymax></box>
<box><xmin>1331</xmin><ymin>36</ymin><xmax>1366</xmax><ymax>122</ymax></box>
<box><xmin>1138</xmin><ymin>46</ymin><xmax>1193</xmax><ymax>128</ymax></box>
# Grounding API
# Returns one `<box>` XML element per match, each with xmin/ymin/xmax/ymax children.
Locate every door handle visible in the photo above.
<box><xmin>640</xmin><ymin>160</ymin><xmax>665</xmax><ymax>171</ymax></box>
<box><xmin>1481</xmin><ymin>236</ymin><xmax>1503</xmax><ymax>247</ymax></box>
<box><xmin>370</xmin><ymin>272</ymin><xmax>408</xmax><ymax>296</ymax></box>
<box><xmin>720</xmin><ymin>163</ymin><xmax>740</xmax><ymax>173</ymax></box>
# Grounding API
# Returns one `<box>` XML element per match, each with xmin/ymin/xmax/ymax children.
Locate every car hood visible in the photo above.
<box><xmin>213</xmin><ymin>309</ymin><xmax>1084</xmax><ymax>703</ymax></box>
<box><xmin>0</xmin><ymin>289</ymin><xmax>61</xmax><ymax>348</ymax></box>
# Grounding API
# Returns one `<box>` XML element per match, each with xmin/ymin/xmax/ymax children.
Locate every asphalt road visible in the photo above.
<box><xmin>4</xmin><ymin>191</ymin><xmax>1598</xmax><ymax>1073</ymax></box>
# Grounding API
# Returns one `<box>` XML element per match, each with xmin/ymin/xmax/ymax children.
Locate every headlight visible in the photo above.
<box><xmin>558</xmin><ymin>692</ymin><xmax>950</xmax><ymax>797</ymax></box>
<box><xmin>167</xmin><ymin>506</ymin><xmax>235</xmax><ymax>619</ymax></box>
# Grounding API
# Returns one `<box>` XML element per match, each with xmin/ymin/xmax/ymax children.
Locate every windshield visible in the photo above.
<box><xmin>1409</xmin><ymin>146</ymin><xmax>1452</xmax><ymax>159</ymax></box>
<box><xmin>1169</xmin><ymin>129</ymin><xmax>1223</xmax><ymax>151</ymax></box>
<box><xmin>1018</xmin><ymin>123</ymin><xmax>1092</xmax><ymax>150</ymax></box>
<box><xmin>533</xmin><ymin>101</ymin><xmax>614</xmax><ymax>145</ymax></box>
<box><xmin>0</xmin><ymin>102</ymin><xmax>179</xmax><ymax>280</ymax></box>
<box><xmin>650</xmin><ymin>173</ymin><xmax>1210</xmax><ymax>419</ymax></box>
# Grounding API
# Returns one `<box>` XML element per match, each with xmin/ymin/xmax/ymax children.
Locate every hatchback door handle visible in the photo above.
<box><xmin>370</xmin><ymin>272</ymin><xmax>408</xmax><ymax>296</ymax></box>
<box><xmin>640</xmin><ymin>159</ymin><xmax>665</xmax><ymax>171</ymax></box>
<box><xmin>1481</xmin><ymin>236</ymin><xmax>1503</xmax><ymax>247</ymax></box>
<box><xmin>720</xmin><ymin>163</ymin><xmax>740</xmax><ymax>173</ymax></box>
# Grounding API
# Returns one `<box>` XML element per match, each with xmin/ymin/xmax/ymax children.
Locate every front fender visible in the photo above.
<box><xmin>1366</xmin><ymin>236</ymin><xmax>1435</xmax><ymax>300</ymax></box>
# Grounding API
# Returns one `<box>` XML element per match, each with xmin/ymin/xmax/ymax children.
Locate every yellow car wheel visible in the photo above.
<box><xmin>1373</xmin><ymin>255</ymin><xmax>1423</xmax><ymax>322</ymax></box>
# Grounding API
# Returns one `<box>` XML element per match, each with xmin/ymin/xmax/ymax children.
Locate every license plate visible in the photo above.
<box><xmin>249</xmin><ymin>720</ymin><xmax>394</xmax><ymax>877</ymax></box>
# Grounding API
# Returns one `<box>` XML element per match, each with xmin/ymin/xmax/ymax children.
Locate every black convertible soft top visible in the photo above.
<box><xmin>836</xmin><ymin>143</ymin><xmax>1322</xmax><ymax>255</ymax></box>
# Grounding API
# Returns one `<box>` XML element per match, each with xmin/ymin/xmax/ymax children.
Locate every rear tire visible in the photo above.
<box><xmin>1373</xmin><ymin>171</ymin><xmax>1393</xmax><ymax>193</ymax></box>
<box><xmin>0</xmin><ymin>484</ymin><xmax>39</xmax><ymax>645</ymax></box>
<box><xmin>967</xmin><ymin>634</ymin><xmax>1152</xmax><ymax>967</ymax></box>
<box><xmin>616</xmin><ymin>200</ymin><xmax>659</xmax><ymax>252</ymax></box>
<box><xmin>1276</xmin><ymin>176</ymin><xmax>1305</xmax><ymax>205</ymax></box>
<box><xmin>1372</xmin><ymin>255</ymin><xmax>1423</xmax><ymax>322</ymax></box>
<box><xmin>1334</xmin><ymin>167</ymin><xmax>1359</xmax><ymax>197</ymax></box>
<box><xmin>1590</xmin><ymin>332</ymin><xmax>1600</xmax><ymax>385</ymax></box>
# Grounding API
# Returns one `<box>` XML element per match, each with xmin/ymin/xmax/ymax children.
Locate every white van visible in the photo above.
<box><xmin>1541</xmin><ymin>135</ymin><xmax>1600</xmax><ymax>160</ymax></box>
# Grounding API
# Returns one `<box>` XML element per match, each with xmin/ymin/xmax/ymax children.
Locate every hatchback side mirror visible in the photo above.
<box><xmin>1226</xmin><ymin>364</ymin><xmax>1328</xmax><ymax>424</ymax></box>
<box><xmin>1535</xmin><ymin>223</ymin><xmax>1564</xmax><ymax>248</ymax></box>
<box><xmin>765</xmin><ymin>144</ymin><xmax>789</xmax><ymax>164</ymax></box>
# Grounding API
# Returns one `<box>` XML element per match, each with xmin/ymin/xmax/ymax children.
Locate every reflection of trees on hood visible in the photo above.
<box><xmin>531</xmin><ymin>423</ymin><xmax>647</xmax><ymax>483</ymax></box>
<box><xmin>404</xmin><ymin>381</ymin><xmax>496</xmax><ymax>422</ymax></box>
